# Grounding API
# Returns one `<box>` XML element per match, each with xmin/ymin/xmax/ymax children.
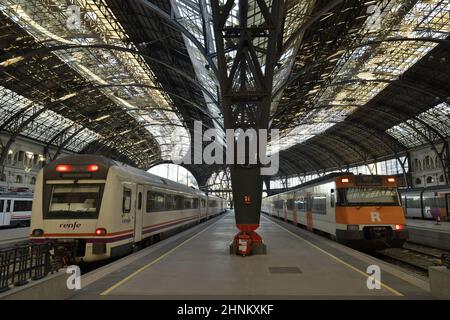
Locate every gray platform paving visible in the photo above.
<box><xmin>406</xmin><ymin>219</ymin><xmax>450</xmax><ymax>251</ymax></box>
<box><xmin>71</xmin><ymin>211</ymin><xmax>432</xmax><ymax>299</ymax></box>
<box><xmin>0</xmin><ymin>226</ymin><xmax>29</xmax><ymax>248</ymax></box>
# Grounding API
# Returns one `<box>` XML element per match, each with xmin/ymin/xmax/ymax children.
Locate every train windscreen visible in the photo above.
<box><xmin>338</xmin><ymin>187</ymin><xmax>400</xmax><ymax>206</ymax></box>
<box><xmin>47</xmin><ymin>184</ymin><xmax>102</xmax><ymax>218</ymax></box>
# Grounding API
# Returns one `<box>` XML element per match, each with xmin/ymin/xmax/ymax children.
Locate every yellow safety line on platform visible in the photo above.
<box><xmin>262</xmin><ymin>216</ymin><xmax>403</xmax><ymax>297</ymax></box>
<box><xmin>100</xmin><ymin>214</ymin><xmax>228</xmax><ymax>296</ymax></box>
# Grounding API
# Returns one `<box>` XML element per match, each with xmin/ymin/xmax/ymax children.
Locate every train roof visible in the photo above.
<box><xmin>399</xmin><ymin>185</ymin><xmax>450</xmax><ymax>193</ymax></box>
<box><xmin>45</xmin><ymin>154</ymin><xmax>219</xmax><ymax>198</ymax></box>
<box><xmin>264</xmin><ymin>172</ymin><xmax>402</xmax><ymax>199</ymax></box>
<box><xmin>0</xmin><ymin>192</ymin><xmax>34</xmax><ymax>198</ymax></box>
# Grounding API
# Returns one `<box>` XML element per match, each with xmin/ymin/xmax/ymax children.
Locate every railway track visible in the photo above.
<box><xmin>370</xmin><ymin>242</ymin><xmax>449</xmax><ymax>277</ymax></box>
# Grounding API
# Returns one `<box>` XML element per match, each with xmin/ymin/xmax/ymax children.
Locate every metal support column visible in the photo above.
<box><xmin>211</xmin><ymin>0</ymin><xmax>285</xmax><ymax>255</ymax></box>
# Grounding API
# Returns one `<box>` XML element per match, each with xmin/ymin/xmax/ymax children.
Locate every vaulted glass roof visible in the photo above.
<box><xmin>1</xmin><ymin>0</ymin><xmax>190</xmax><ymax>161</ymax></box>
<box><xmin>270</xmin><ymin>0</ymin><xmax>450</xmax><ymax>154</ymax></box>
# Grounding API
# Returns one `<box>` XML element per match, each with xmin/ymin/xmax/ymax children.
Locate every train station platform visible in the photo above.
<box><xmin>0</xmin><ymin>226</ymin><xmax>28</xmax><ymax>248</ymax></box>
<box><xmin>71</xmin><ymin>211</ymin><xmax>431</xmax><ymax>299</ymax></box>
<box><xmin>406</xmin><ymin>219</ymin><xmax>450</xmax><ymax>251</ymax></box>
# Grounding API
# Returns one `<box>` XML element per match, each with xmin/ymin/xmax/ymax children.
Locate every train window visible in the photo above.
<box><xmin>155</xmin><ymin>193</ymin><xmax>165</xmax><ymax>211</ymax></box>
<box><xmin>193</xmin><ymin>198</ymin><xmax>199</xmax><ymax>209</ymax></box>
<box><xmin>286</xmin><ymin>199</ymin><xmax>295</xmax><ymax>210</ymax></box>
<box><xmin>405</xmin><ymin>195</ymin><xmax>421</xmax><ymax>208</ymax></box>
<box><xmin>123</xmin><ymin>188</ymin><xmax>132</xmax><ymax>213</ymax></box>
<box><xmin>13</xmin><ymin>200</ymin><xmax>32</xmax><ymax>212</ymax></box>
<box><xmin>184</xmin><ymin>198</ymin><xmax>193</xmax><ymax>209</ymax></box>
<box><xmin>6</xmin><ymin>200</ymin><xmax>11</xmax><ymax>213</ymax></box>
<box><xmin>175</xmin><ymin>195</ymin><xmax>183</xmax><ymax>210</ymax></box>
<box><xmin>209</xmin><ymin>200</ymin><xmax>218</xmax><ymax>208</ymax></box>
<box><xmin>274</xmin><ymin>200</ymin><xmax>283</xmax><ymax>209</ymax></box>
<box><xmin>138</xmin><ymin>192</ymin><xmax>142</xmax><ymax>210</ymax></box>
<box><xmin>296</xmin><ymin>198</ymin><xmax>306</xmax><ymax>212</ymax></box>
<box><xmin>0</xmin><ymin>200</ymin><xmax>3</xmax><ymax>212</ymax></box>
<box><xmin>330</xmin><ymin>189</ymin><xmax>335</xmax><ymax>208</ymax></box>
<box><xmin>338</xmin><ymin>187</ymin><xmax>399</xmax><ymax>206</ymax></box>
<box><xmin>48</xmin><ymin>184</ymin><xmax>102</xmax><ymax>218</ymax></box>
<box><xmin>146</xmin><ymin>191</ymin><xmax>154</xmax><ymax>212</ymax></box>
<box><xmin>423</xmin><ymin>192</ymin><xmax>446</xmax><ymax>210</ymax></box>
<box><xmin>201</xmin><ymin>199</ymin><xmax>206</xmax><ymax>208</ymax></box>
<box><xmin>311</xmin><ymin>195</ymin><xmax>327</xmax><ymax>215</ymax></box>
<box><xmin>146</xmin><ymin>192</ymin><xmax>165</xmax><ymax>212</ymax></box>
<box><xmin>165</xmin><ymin>194</ymin><xmax>174</xmax><ymax>210</ymax></box>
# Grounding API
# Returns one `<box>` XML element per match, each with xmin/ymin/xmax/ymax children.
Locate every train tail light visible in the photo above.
<box><xmin>388</xmin><ymin>177</ymin><xmax>395</xmax><ymax>183</ymax></box>
<box><xmin>341</xmin><ymin>178</ymin><xmax>349</xmax><ymax>183</ymax></box>
<box><xmin>56</xmin><ymin>165</ymin><xmax>71</xmax><ymax>172</ymax></box>
<box><xmin>95</xmin><ymin>228</ymin><xmax>107</xmax><ymax>236</ymax></box>
<box><xmin>87</xmin><ymin>164</ymin><xmax>99</xmax><ymax>172</ymax></box>
<box><xmin>395</xmin><ymin>224</ymin><xmax>404</xmax><ymax>231</ymax></box>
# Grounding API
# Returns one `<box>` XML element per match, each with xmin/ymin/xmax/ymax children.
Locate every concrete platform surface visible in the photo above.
<box><xmin>406</xmin><ymin>219</ymin><xmax>450</xmax><ymax>251</ymax></box>
<box><xmin>407</xmin><ymin>219</ymin><xmax>450</xmax><ymax>233</ymax></box>
<box><xmin>72</xmin><ymin>212</ymin><xmax>431</xmax><ymax>299</ymax></box>
<box><xmin>0</xmin><ymin>226</ymin><xmax>29</xmax><ymax>248</ymax></box>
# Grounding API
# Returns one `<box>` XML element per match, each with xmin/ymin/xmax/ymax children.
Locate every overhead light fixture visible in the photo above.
<box><xmin>356</xmin><ymin>72</ymin><xmax>375</xmax><ymax>80</ymax></box>
<box><xmin>94</xmin><ymin>114</ymin><xmax>111</xmax><ymax>121</ymax></box>
<box><xmin>56</xmin><ymin>92</ymin><xmax>77</xmax><ymax>102</ymax></box>
<box><xmin>133</xmin><ymin>140</ymin><xmax>145</xmax><ymax>146</ymax></box>
<box><xmin>119</xmin><ymin>129</ymin><xmax>132</xmax><ymax>135</ymax></box>
<box><xmin>0</xmin><ymin>56</ymin><xmax>24</xmax><ymax>67</ymax></box>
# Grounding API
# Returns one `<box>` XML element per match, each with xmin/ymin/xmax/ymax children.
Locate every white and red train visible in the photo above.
<box><xmin>29</xmin><ymin>155</ymin><xmax>227</xmax><ymax>262</ymax></box>
<box><xmin>0</xmin><ymin>192</ymin><xmax>33</xmax><ymax>227</ymax></box>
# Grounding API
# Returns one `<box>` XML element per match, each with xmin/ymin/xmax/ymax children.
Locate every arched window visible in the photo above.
<box><xmin>435</xmin><ymin>157</ymin><xmax>441</xmax><ymax>168</ymax></box>
<box><xmin>30</xmin><ymin>177</ymin><xmax>36</xmax><ymax>185</ymax></box>
<box><xmin>17</xmin><ymin>151</ymin><xmax>24</xmax><ymax>162</ymax></box>
<box><xmin>15</xmin><ymin>175</ymin><xmax>23</xmax><ymax>183</ymax></box>
<box><xmin>415</xmin><ymin>178</ymin><xmax>422</xmax><ymax>185</ymax></box>
<box><xmin>439</xmin><ymin>175</ymin><xmax>445</xmax><ymax>183</ymax></box>
<box><xmin>424</xmin><ymin>156</ymin><xmax>431</xmax><ymax>169</ymax></box>
<box><xmin>426</xmin><ymin>176</ymin><xmax>433</xmax><ymax>184</ymax></box>
<box><xmin>413</xmin><ymin>159</ymin><xmax>421</xmax><ymax>171</ymax></box>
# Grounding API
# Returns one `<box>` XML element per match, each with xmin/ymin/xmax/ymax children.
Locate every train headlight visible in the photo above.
<box><xmin>32</xmin><ymin>229</ymin><xmax>44</xmax><ymax>237</ymax></box>
<box><xmin>347</xmin><ymin>225</ymin><xmax>359</xmax><ymax>231</ymax></box>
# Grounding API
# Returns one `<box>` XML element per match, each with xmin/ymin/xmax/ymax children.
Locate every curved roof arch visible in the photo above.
<box><xmin>0</xmin><ymin>0</ymin><xmax>448</xmax><ymax>184</ymax></box>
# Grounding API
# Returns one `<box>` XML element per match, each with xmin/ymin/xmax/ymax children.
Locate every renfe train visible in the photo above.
<box><xmin>0</xmin><ymin>192</ymin><xmax>33</xmax><ymax>227</ymax></box>
<box><xmin>29</xmin><ymin>155</ymin><xmax>227</xmax><ymax>262</ymax></box>
<box><xmin>262</xmin><ymin>173</ymin><xmax>408</xmax><ymax>250</ymax></box>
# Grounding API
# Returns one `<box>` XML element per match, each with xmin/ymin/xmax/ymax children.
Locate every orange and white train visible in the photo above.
<box><xmin>29</xmin><ymin>155</ymin><xmax>227</xmax><ymax>262</ymax></box>
<box><xmin>262</xmin><ymin>173</ymin><xmax>408</xmax><ymax>250</ymax></box>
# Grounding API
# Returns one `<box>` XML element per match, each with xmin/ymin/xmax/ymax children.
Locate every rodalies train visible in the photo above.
<box><xmin>29</xmin><ymin>155</ymin><xmax>227</xmax><ymax>262</ymax></box>
<box><xmin>262</xmin><ymin>173</ymin><xmax>408</xmax><ymax>250</ymax></box>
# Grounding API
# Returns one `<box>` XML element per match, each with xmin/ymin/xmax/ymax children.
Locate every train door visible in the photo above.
<box><xmin>200</xmin><ymin>198</ymin><xmax>207</xmax><ymax>220</ymax></box>
<box><xmin>0</xmin><ymin>199</ymin><xmax>12</xmax><ymax>227</ymax></box>
<box><xmin>446</xmin><ymin>194</ymin><xmax>450</xmax><ymax>219</ymax></box>
<box><xmin>134</xmin><ymin>185</ymin><xmax>144</xmax><ymax>243</ymax></box>
<box><xmin>0</xmin><ymin>199</ymin><xmax>7</xmax><ymax>226</ymax></box>
<box><xmin>292</xmin><ymin>192</ymin><xmax>298</xmax><ymax>225</ymax></box>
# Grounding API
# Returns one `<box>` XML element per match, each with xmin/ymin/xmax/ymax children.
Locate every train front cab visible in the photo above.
<box><xmin>334</xmin><ymin>175</ymin><xmax>408</xmax><ymax>250</ymax></box>
<box><xmin>29</xmin><ymin>157</ymin><xmax>118</xmax><ymax>263</ymax></box>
